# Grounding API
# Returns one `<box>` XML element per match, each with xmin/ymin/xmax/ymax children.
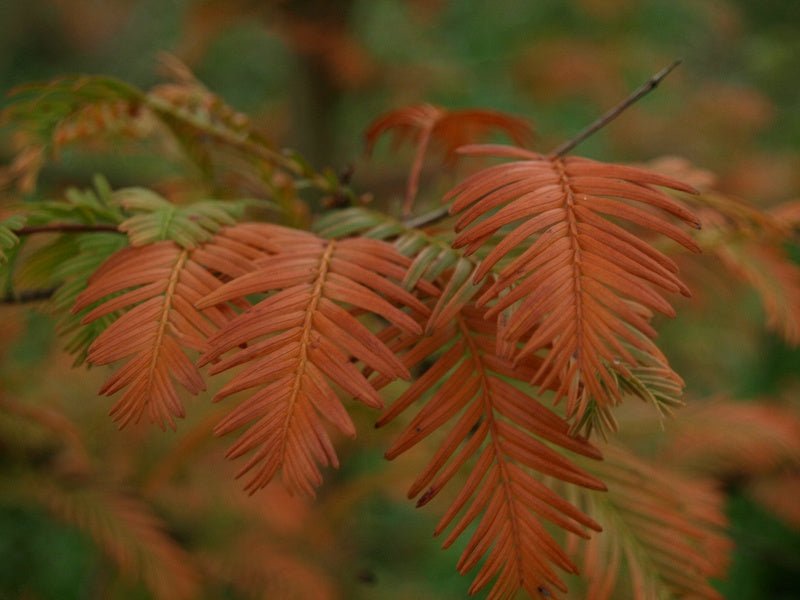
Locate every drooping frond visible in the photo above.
<box><xmin>565</xmin><ymin>445</ymin><xmax>729</xmax><ymax>600</ymax></box>
<box><xmin>365</xmin><ymin>104</ymin><xmax>533</xmax><ymax>214</ymax></box>
<box><xmin>0</xmin><ymin>214</ymin><xmax>25</xmax><ymax>264</ymax></box>
<box><xmin>715</xmin><ymin>242</ymin><xmax>800</xmax><ymax>344</ymax></box>
<box><xmin>645</xmin><ymin>158</ymin><xmax>800</xmax><ymax>345</ymax></box>
<box><xmin>2</xmin><ymin>76</ymin><xmax>144</xmax><ymax>151</ymax></box>
<box><xmin>196</xmin><ymin>225</ymin><xmax>427</xmax><ymax>496</ymax></box>
<box><xmin>113</xmin><ymin>187</ymin><xmax>244</xmax><ymax>248</ymax></box>
<box><xmin>1</xmin><ymin>67</ymin><xmax>345</xmax><ymax>209</ymax></box>
<box><xmin>25</xmin><ymin>175</ymin><xmax>125</xmax><ymax>227</ymax></box>
<box><xmin>314</xmin><ymin>206</ymin><xmax>482</xmax><ymax>323</ymax></box>
<box><xmin>314</xmin><ymin>205</ymin><xmax>497</xmax><ymax>337</ymax></box>
<box><xmin>658</xmin><ymin>400</ymin><xmax>800</xmax><ymax>477</ymax></box>
<box><xmin>688</xmin><ymin>198</ymin><xmax>800</xmax><ymax>345</ymax></box>
<box><xmin>0</xmin><ymin>77</ymin><xmax>144</xmax><ymax>192</ymax></box>
<box><xmin>446</xmin><ymin>144</ymin><xmax>700</xmax><ymax>424</ymax></box>
<box><xmin>32</xmin><ymin>479</ymin><xmax>199</xmax><ymax>600</ymax></box>
<box><xmin>50</xmin><ymin>233</ymin><xmax>129</xmax><ymax>365</ymax></box>
<box><xmin>72</xmin><ymin>235</ymin><xmax>249</xmax><ymax>429</ymax></box>
<box><xmin>572</xmin><ymin>343</ymin><xmax>685</xmax><ymax>440</ymax></box>
<box><xmin>378</xmin><ymin>300</ymin><xmax>605</xmax><ymax>599</ymax></box>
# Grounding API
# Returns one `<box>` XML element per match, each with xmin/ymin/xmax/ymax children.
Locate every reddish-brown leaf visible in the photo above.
<box><xmin>378</xmin><ymin>297</ymin><xmax>605</xmax><ymax>599</ymax></box>
<box><xmin>445</xmin><ymin>145</ymin><xmax>700</xmax><ymax>424</ymax></box>
<box><xmin>197</xmin><ymin>225</ymin><xmax>428</xmax><ymax>496</ymax></box>
<box><xmin>365</xmin><ymin>104</ymin><xmax>533</xmax><ymax>215</ymax></box>
<box><xmin>72</xmin><ymin>227</ymin><xmax>274</xmax><ymax>430</ymax></box>
<box><xmin>566</xmin><ymin>444</ymin><xmax>730</xmax><ymax>600</ymax></box>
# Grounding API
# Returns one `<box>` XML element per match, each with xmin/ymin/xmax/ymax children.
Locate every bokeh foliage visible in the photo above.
<box><xmin>1</xmin><ymin>1</ymin><xmax>799</xmax><ymax>598</ymax></box>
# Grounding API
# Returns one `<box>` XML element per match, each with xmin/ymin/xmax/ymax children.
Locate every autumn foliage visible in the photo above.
<box><xmin>1</xmin><ymin>52</ymin><xmax>800</xmax><ymax>600</ymax></box>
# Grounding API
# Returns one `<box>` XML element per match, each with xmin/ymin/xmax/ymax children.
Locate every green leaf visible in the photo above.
<box><xmin>3</xmin><ymin>76</ymin><xmax>144</xmax><ymax>148</ymax></box>
<box><xmin>113</xmin><ymin>188</ymin><xmax>243</xmax><ymax>249</ymax></box>
<box><xmin>314</xmin><ymin>206</ymin><xmax>470</xmax><ymax>288</ymax></box>
<box><xmin>572</xmin><ymin>344</ymin><xmax>686</xmax><ymax>440</ymax></box>
<box><xmin>48</xmin><ymin>233</ymin><xmax>129</xmax><ymax>366</ymax></box>
<box><xmin>0</xmin><ymin>215</ymin><xmax>26</xmax><ymax>265</ymax></box>
<box><xmin>27</xmin><ymin>175</ymin><xmax>125</xmax><ymax>227</ymax></box>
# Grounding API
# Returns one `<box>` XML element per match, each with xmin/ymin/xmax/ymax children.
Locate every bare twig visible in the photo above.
<box><xmin>549</xmin><ymin>59</ymin><xmax>683</xmax><ymax>158</ymax></box>
<box><xmin>402</xmin><ymin>61</ymin><xmax>682</xmax><ymax>229</ymax></box>
<box><xmin>16</xmin><ymin>223</ymin><xmax>122</xmax><ymax>236</ymax></box>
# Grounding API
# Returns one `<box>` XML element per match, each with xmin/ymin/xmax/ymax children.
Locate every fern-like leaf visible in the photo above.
<box><xmin>313</xmin><ymin>206</ymin><xmax>469</xmax><ymax>289</ymax></box>
<box><xmin>51</xmin><ymin>233</ymin><xmax>130</xmax><ymax>365</ymax></box>
<box><xmin>565</xmin><ymin>445</ymin><xmax>729</xmax><ymax>600</ymax></box>
<box><xmin>113</xmin><ymin>188</ymin><xmax>244</xmax><ymax>249</ymax></box>
<box><xmin>446</xmin><ymin>145</ymin><xmax>700</xmax><ymax>424</ymax></box>
<box><xmin>658</xmin><ymin>400</ymin><xmax>800</xmax><ymax>477</ymax></box>
<box><xmin>314</xmin><ymin>206</ymin><xmax>482</xmax><ymax>321</ymax></box>
<box><xmin>646</xmin><ymin>157</ymin><xmax>800</xmax><ymax>346</ymax></box>
<box><xmin>365</xmin><ymin>104</ymin><xmax>533</xmax><ymax>214</ymax></box>
<box><xmin>2</xmin><ymin>76</ymin><xmax>144</xmax><ymax>149</ymax></box>
<box><xmin>27</xmin><ymin>175</ymin><xmax>125</xmax><ymax>226</ymax></box>
<box><xmin>196</xmin><ymin>225</ymin><xmax>427</xmax><ymax>496</ymax></box>
<box><xmin>71</xmin><ymin>235</ymin><xmax>249</xmax><ymax>429</ymax></box>
<box><xmin>34</xmin><ymin>480</ymin><xmax>199</xmax><ymax>600</ymax></box>
<box><xmin>378</xmin><ymin>301</ymin><xmax>605</xmax><ymax>599</ymax></box>
<box><xmin>573</xmin><ymin>343</ymin><xmax>686</xmax><ymax>439</ymax></box>
<box><xmin>687</xmin><ymin>201</ymin><xmax>800</xmax><ymax>346</ymax></box>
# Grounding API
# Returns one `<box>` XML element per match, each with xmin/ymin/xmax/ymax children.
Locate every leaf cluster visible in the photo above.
<box><xmin>2</xmin><ymin>64</ymin><xmax>800</xmax><ymax>600</ymax></box>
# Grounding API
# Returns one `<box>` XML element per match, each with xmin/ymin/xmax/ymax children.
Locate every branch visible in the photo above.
<box><xmin>0</xmin><ymin>287</ymin><xmax>57</xmax><ymax>304</ymax></box>
<box><xmin>144</xmin><ymin>95</ymin><xmax>357</xmax><ymax>204</ymax></box>
<box><xmin>16</xmin><ymin>223</ymin><xmax>122</xmax><ymax>236</ymax></box>
<box><xmin>549</xmin><ymin>59</ymin><xmax>683</xmax><ymax>158</ymax></box>
<box><xmin>403</xmin><ymin>62</ymin><xmax>682</xmax><ymax>229</ymax></box>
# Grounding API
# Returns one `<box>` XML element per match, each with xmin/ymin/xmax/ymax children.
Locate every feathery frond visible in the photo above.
<box><xmin>378</xmin><ymin>300</ymin><xmax>605</xmax><ymax>599</ymax></box>
<box><xmin>645</xmin><ymin>158</ymin><xmax>800</xmax><ymax>345</ymax></box>
<box><xmin>365</xmin><ymin>104</ymin><xmax>533</xmax><ymax>214</ymax></box>
<box><xmin>572</xmin><ymin>343</ymin><xmax>685</xmax><ymax>439</ymax></box>
<box><xmin>25</xmin><ymin>175</ymin><xmax>125</xmax><ymax>227</ymax></box>
<box><xmin>658</xmin><ymin>400</ymin><xmax>800</xmax><ymax>477</ymax></box>
<box><xmin>197</xmin><ymin>225</ymin><xmax>426</xmax><ymax>496</ymax></box>
<box><xmin>72</xmin><ymin>235</ymin><xmax>247</xmax><ymax>429</ymax></box>
<box><xmin>113</xmin><ymin>187</ymin><xmax>244</xmax><ymax>249</ymax></box>
<box><xmin>715</xmin><ymin>243</ymin><xmax>800</xmax><ymax>345</ymax></box>
<box><xmin>446</xmin><ymin>144</ymin><xmax>700</xmax><ymax>425</ymax></box>
<box><xmin>2</xmin><ymin>76</ymin><xmax>144</xmax><ymax>150</ymax></box>
<box><xmin>34</xmin><ymin>480</ymin><xmax>199</xmax><ymax>600</ymax></box>
<box><xmin>51</xmin><ymin>233</ymin><xmax>130</xmax><ymax>365</ymax></box>
<box><xmin>314</xmin><ymin>207</ymin><xmax>475</xmax><ymax>298</ymax></box>
<box><xmin>566</xmin><ymin>445</ymin><xmax>729</xmax><ymax>600</ymax></box>
<box><xmin>688</xmin><ymin>196</ymin><xmax>800</xmax><ymax>345</ymax></box>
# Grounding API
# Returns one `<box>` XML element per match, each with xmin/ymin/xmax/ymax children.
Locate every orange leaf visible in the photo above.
<box><xmin>365</xmin><ymin>104</ymin><xmax>533</xmax><ymax>215</ymax></box>
<box><xmin>379</xmin><ymin>296</ymin><xmax>604</xmax><ymax>599</ymax></box>
<box><xmin>446</xmin><ymin>146</ymin><xmax>699</xmax><ymax>424</ymax></box>
<box><xmin>197</xmin><ymin>225</ymin><xmax>428</xmax><ymax>496</ymax></box>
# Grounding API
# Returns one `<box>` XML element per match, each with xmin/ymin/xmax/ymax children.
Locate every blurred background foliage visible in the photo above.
<box><xmin>0</xmin><ymin>0</ymin><xmax>798</xmax><ymax>598</ymax></box>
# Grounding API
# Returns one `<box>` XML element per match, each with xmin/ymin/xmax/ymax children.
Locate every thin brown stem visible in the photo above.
<box><xmin>0</xmin><ymin>287</ymin><xmax>57</xmax><ymax>304</ymax></box>
<box><xmin>403</xmin><ymin>124</ymin><xmax>435</xmax><ymax>217</ymax></box>
<box><xmin>16</xmin><ymin>223</ymin><xmax>122</xmax><ymax>236</ymax></box>
<box><xmin>549</xmin><ymin>59</ymin><xmax>683</xmax><ymax>158</ymax></box>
